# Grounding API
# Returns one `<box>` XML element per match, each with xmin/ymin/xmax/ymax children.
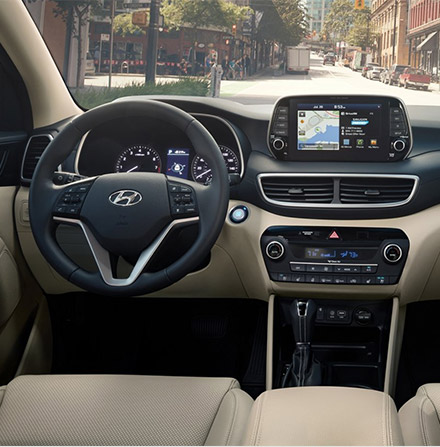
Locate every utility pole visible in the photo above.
<box><xmin>392</xmin><ymin>0</ymin><xmax>398</xmax><ymax>64</ymax></box>
<box><xmin>109</xmin><ymin>0</ymin><xmax>115</xmax><ymax>88</ymax></box>
<box><xmin>146</xmin><ymin>0</ymin><xmax>160</xmax><ymax>83</ymax></box>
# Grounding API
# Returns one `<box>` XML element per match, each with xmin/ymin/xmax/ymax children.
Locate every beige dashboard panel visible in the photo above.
<box><xmin>15</xmin><ymin>187</ymin><xmax>440</xmax><ymax>303</ymax></box>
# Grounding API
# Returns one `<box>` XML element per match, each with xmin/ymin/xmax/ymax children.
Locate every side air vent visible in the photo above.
<box><xmin>21</xmin><ymin>134</ymin><xmax>53</xmax><ymax>182</ymax></box>
<box><xmin>260</xmin><ymin>176</ymin><xmax>334</xmax><ymax>204</ymax></box>
<box><xmin>340</xmin><ymin>177</ymin><xmax>416</xmax><ymax>205</ymax></box>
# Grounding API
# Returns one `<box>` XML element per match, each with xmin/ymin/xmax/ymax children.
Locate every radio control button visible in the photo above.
<box><xmin>361</xmin><ymin>265</ymin><xmax>377</xmax><ymax>274</ymax></box>
<box><xmin>266</xmin><ymin>241</ymin><xmax>285</xmax><ymax>260</ymax></box>
<box><xmin>335</xmin><ymin>266</ymin><xmax>360</xmax><ymax>274</ymax></box>
<box><xmin>272</xmin><ymin>138</ymin><xmax>285</xmax><ymax>150</ymax></box>
<box><xmin>393</xmin><ymin>139</ymin><xmax>406</xmax><ymax>152</ymax></box>
<box><xmin>383</xmin><ymin>244</ymin><xmax>403</xmax><ymax>263</ymax></box>
<box><xmin>333</xmin><ymin>277</ymin><xmax>347</xmax><ymax>284</ymax></box>
<box><xmin>290</xmin><ymin>263</ymin><xmax>306</xmax><ymax>272</ymax></box>
<box><xmin>306</xmin><ymin>264</ymin><xmax>333</xmax><ymax>273</ymax></box>
<box><xmin>291</xmin><ymin>274</ymin><xmax>305</xmax><ymax>283</ymax></box>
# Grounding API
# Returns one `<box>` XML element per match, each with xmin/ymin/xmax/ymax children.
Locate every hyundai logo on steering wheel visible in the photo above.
<box><xmin>109</xmin><ymin>190</ymin><xmax>143</xmax><ymax>207</ymax></box>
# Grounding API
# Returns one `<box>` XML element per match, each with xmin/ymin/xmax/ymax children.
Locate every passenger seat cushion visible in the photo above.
<box><xmin>399</xmin><ymin>384</ymin><xmax>440</xmax><ymax>446</ymax></box>
<box><xmin>0</xmin><ymin>375</ymin><xmax>253</xmax><ymax>446</ymax></box>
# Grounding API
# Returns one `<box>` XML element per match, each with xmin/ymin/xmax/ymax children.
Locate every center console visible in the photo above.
<box><xmin>262</xmin><ymin>226</ymin><xmax>409</xmax><ymax>286</ymax></box>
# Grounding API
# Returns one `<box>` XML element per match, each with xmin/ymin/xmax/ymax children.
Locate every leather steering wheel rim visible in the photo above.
<box><xmin>29</xmin><ymin>99</ymin><xmax>229</xmax><ymax>296</ymax></box>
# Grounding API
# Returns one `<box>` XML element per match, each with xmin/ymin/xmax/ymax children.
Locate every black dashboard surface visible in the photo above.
<box><xmin>28</xmin><ymin>96</ymin><xmax>440</xmax><ymax>220</ymax></box>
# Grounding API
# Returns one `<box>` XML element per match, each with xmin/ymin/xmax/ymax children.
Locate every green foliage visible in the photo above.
<box><xmin>323</xmin><ymin>0</ymin><xmax>354</xmax><ymax>42</ymax></box>
<box><xmin>113</xmin><ymin>12</ymin><xmax>147</xmax><ymax>36</ymax></box>
<box><xmin>161</xmin><ymin>0</ymin><xmax>251</xmax><ymax>32</ymax></box>
<box><xmin>251</xmin><ymin>0</ymin><xmax>307</xmax><ymax>46</ymax></box>
<box><xmin>72</xmin><ymin>78</ymin><xmax>210</xmax><ymax>109</ymax></box>
<box><xmin>347</xmin><ymin>8</ymin><xmax>377</xmax><ymax>50</ymax></box>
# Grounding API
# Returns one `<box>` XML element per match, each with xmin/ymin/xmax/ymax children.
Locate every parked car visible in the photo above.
<box><xmin>398</xmin><ymin>67</ymin><xmax>431</xmax><ymax>90</ymax></box>
<box><xmin>386</xmin><ymin>64</ymin><xmax>411</xmax><ymax>85</ymax></box>
<box><xmin>367</xmin><ymin>66</ymin><xmax>385</xmax><ymax>80</ymax></box>
<box><xmin>361</xmin><ymin>62</ymin><xmax>379</xmax><ymax>77</ymax></box>
<box><xmin>85</xmin><ymin>51</ymin><xmax>95</xmax><ymax>75</ymax></box>
<box><xmin>323</xmin><ymin>54</ymin><xmax>336</xmax><ymax>66</ymax></box>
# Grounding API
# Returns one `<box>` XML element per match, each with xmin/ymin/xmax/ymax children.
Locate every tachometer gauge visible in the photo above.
<box><xmin>191</xmin><ymin>145</ymin><xmax>240</xmax><ymax>184</ymax></box>
<box><xmin>115</xmin><ymin>145</ymin><xmax>161</xmax><ymax>173</ymax></box>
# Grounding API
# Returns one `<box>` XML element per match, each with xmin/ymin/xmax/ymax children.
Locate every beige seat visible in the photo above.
<box><xmin>399</xmin><ymin>384</ymin><xmax>440</xmax><ymax>445</ymax></box>
<box><xmin>0</xmin><ymin>375</ymin><xmax>253</xmax><ymax>446</ymax></box>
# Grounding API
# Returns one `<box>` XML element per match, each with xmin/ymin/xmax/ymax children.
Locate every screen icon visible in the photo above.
<box><xmin>343</xmin><ymin>139</ymin><xmax>350</xmax><ymax>145</ymax></box>
<box><xmin>356</xmin><ymin>139</ymin><xmax>364</xmax><ymax>146</ymax></box>
<box><xmin>370</xmin><ymin>139</ymin><xmax>377</xmax><ymax>145</ymax></box>
<box><xmin>299</xmin><ymin>112</ymin><xmax>305</xmax><ymax>117</ymax></box>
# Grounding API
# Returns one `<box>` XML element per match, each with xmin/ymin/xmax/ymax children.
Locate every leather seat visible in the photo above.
<box><xmin>399</xmin><ymin>383</ymin><xmax>440</xmax><ymax>445</ymax></box>
<box><xmin>0</xmin><ymin>375</ymin><xmax>253</xmax><ymax>446</ymax></box>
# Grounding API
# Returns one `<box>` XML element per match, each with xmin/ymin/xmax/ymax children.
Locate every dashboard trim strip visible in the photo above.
<box><xmin>257</xmin><ymin>173</ymin><xmax>420</xmax><ymax>208</ymax></box>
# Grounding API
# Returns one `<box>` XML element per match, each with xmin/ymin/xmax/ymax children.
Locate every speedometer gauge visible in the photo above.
<box><xmin>115</xmin><ymin>145</ymin><xmax>161</xmax><ymax>173</ymax></box>
<box><xmin>191</xmin><ymin>145</ymin><xmax>240</xmax><ymax>184</ymax></box>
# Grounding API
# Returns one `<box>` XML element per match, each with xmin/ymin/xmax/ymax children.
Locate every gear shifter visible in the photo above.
<box><xmin>282</xmin><ymin>299</ymin><xmax>322</xmax><ymax>388</ymax></box>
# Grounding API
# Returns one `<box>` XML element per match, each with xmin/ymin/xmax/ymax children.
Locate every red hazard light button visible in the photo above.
<box><xmin>328</xmin><ymin>230</ymin><xmax>341</xmax><ymax>240</ymax></box>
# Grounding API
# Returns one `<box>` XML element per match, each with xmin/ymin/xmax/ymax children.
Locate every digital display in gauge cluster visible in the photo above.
<box><xmin>166</xmin><ymin>148</ymin><xmax>190</xmax><ymax>179</ymax></box>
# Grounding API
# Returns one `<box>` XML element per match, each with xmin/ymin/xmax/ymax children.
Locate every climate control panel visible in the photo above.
<box><xmin>261</xmin><ymin>226</ymin><xmax>409</xmax><ymax>286</ymax></box>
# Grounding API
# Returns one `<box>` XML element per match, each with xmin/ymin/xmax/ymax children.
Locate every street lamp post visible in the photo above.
<box><xmin>391</xmin><ymin>0</ymin><xmax>398</xmax><ymax>64</ymax></box>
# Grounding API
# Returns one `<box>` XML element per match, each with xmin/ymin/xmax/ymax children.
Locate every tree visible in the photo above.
<box><xmin>323</xmin><ymin>0</ymin><xmax>354</xmax><ymax>45</ymax></box>
<box><xmin>113</xmin><ymin>12</ymin><xmax>148</xmax><ymax>37</ymax></box>
<box><xmin>51</xmin><ymin>0</ymin><xmax>103</xmax><ymax>88</ymax></box>
<box><xmin>347</xmin><ymin>8</ymin><xmax>377</xmax><ymax>50</ymax></box>
<box><xmin>161</xmin><ymin>0</ymin><xmax>251</xmax><ymax>74</ymax></box>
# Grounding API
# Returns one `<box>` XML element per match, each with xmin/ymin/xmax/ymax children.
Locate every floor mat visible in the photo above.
<box><xmin>395</xmin><ymin>301</ymin><xmax>440</xmax><ymax>408</ymax></box>
<box><xmin>48</xmin><ymin>294</ymin><xmax>267</xmax><ymax>399</ymax></box>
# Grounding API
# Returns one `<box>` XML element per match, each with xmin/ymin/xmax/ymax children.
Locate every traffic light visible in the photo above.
<box><xmin>232</xmin><ymin>24</ymin><xmax>237</xmax><ymax>36</ymax></box>
<box><xmin>354</xmin><ymin>0</ymin><xmax>365</xmax><ymax>10</ymax></box>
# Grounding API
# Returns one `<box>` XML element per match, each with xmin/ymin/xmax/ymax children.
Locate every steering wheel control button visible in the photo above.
<box><xmin>266</xmin><ymin>241</ymin><xmax>285</xmax><ymax>260</ymax></box>
<box><xmin>383</xmin><ymin>244</ymin><xmax>403</xmax><ymax>263</ymax></box>
<box><xmin>168</xmin><ymin>183</ymin><xmax>198</xmax><ymax>217</ymax></box>
<box><xmin>53</xmin><ymin>172</ymin><xmax>86</xmax><ymax>185</ymax></box>
<box><xmin>53</xmin><ymin>181</ymin><xmax>93</xmax><ymax>217</ymax></box>
<box><xmin>229</xmin><ymin>206</ymin><xmax>249</xmax><ymax>224</ymax></box>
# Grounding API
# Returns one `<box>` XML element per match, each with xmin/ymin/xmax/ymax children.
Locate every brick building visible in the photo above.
<box><xmin>371</xmin><ymin>0</ymin><xmax>409</xmax><ymax>67</ymax></box>
<box><xmin>407</xmin><ymin>0</ymin><xmax>440</xmax><ymax>74</ymax></box>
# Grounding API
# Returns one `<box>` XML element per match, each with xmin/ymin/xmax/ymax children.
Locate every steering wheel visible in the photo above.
<box><xmin>29</xmin><ymin>100</ymin><xmax>229</xmax><ymax>296</ymax></box>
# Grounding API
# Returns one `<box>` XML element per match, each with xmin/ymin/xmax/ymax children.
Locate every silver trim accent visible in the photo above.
<box><xmin>290</xmin><ymin>261</ymin><xmax>378</xmax><ymax>267</ymax></box>
<box><xmin>265</xmin><ymin>241</ymin><xmax>285</xmax><ymax>260</ymax></box>
<box><xmin>21</xmin><ymin>134</ymin><xmax>54</xmax><ymax>182</ymax></box>
<box><xmin>257</xmin><ymin>173</ymin><xmax>419</xmax><ymax>208</ymax></box>
<box><xmin>192</xmin><ymin>113</ymin><xmax>245</xmax><ymax>179</ymax></box>
<box><xmin>53</xmin><ymin>216</ymin><xmax>199</xmax><ymax>286</ymax></box>
<box><xmin>267</xmin><ymin>94</ymin><xmax>414</xmax><ymax>160</ymax></box>
<box><xmin>383</xmin><ymin>243</ymin><xmax>403</xmax><ymax>263</ymax></box>
<box><xmin>74</xmin><ymin>114</ymin><xmax>245</xmax><ymax>179</ymax></box>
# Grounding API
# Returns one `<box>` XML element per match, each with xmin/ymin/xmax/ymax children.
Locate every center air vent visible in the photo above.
<box><xmin>21</xmin><ymin>134</ymin><xmax>53</xmax><ymax>182</ymax></box>
<box><xmin>258</xmin><ymin>174</ymin><xmax>418</xmax><ymax>208</ymax></box>
<box><xmin>260</xmin><ymin>176</ymin><xmax>334</xmax><ymax>204</ymax></box>
<box><xmin>339</xmin><ymin>177</ymin><xmax>416</xmax><ymax>204</ymax></box>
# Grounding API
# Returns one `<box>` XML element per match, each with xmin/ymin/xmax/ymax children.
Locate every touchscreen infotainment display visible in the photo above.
<box><xmin>269</xmin><ymin>95</ymin><xmax>411</xmax><ymax>162</ymax></box>
<box><xmin>297</xmin><ymin>103</ymin><xmax>382</xmax><ymax>152</ymax></box>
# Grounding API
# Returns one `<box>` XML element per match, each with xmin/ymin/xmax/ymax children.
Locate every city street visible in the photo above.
<box><xmin>85</xmin><ymin>55</ymin><xmax>440</xmax><ymax>106</ymax></box>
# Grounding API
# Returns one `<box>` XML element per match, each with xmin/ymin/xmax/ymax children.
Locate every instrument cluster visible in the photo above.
<box><xmin>76</xmin><ymin>114</ymin><xmax>243</xmax><ymax>185</ymax></box>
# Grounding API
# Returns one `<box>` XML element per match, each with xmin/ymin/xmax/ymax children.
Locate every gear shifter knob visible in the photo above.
<box><xmin>290</xmin><ymin>299</ymin><xmax>317</xmax><ymax>345</ymax></box>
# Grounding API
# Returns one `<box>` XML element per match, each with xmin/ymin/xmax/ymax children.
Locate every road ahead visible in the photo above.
<box><xmin>220</xmin><ymin>55</ymin><xmax>440</xmax><ymax>105</ymax></box>
<box><xmin>85</xmin><ymin>54</ymin><xmax>440</xmax><ymax>106</ymax></box>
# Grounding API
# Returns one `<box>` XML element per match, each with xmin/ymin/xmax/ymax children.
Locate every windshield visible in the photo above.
<box><xmin>24</xmin><ymin>0</ymin><xmax>440</xmax><ymax>107</ymax></box>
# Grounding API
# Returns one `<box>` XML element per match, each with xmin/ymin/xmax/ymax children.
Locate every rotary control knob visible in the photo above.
<box><xmin>383</xmin><ymin>244</ymin><xmax>403</xmax><ymax>263</ymax></box>
<box><xmin>272</xmin><ymin>138</ymin><xmax>285</xmax><ymax>151</ymax></box>
<box><xmin>393</xmin><ymin>140</ymin><xmax>406</xmax><ymax>152</ymax></box>
<box><xmin>266</xmin><ymin>241</ymin><xmax>285</xmax><ymax>260</ymax></box>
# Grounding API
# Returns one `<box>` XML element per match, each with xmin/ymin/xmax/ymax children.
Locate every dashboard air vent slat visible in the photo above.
<box><xmin>340</xmin><ymin>178</ymin><xmax>415</xmax><ymax>204</ymax></box>
<box><xmin>261</xmin><ymin>177</ymin><xmax>334</xmax><ymax>203</ymax></box>
<box><xmin>21</xmin><ymin>135</ymin><xmax>52</xmax><ymax>181</ymax></box>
